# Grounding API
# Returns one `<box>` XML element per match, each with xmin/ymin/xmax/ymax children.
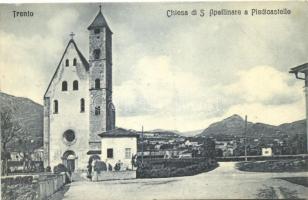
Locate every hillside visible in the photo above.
<box><xmin>198</xmin><ymin>114</ymin><xmax>306</xmax><ymax>139</ymax></box>
<box><xmin>146</xmin><ymin>129</ymin><xmax>182</xmax><ymax>138</ymax></box>
<box><xmin>0</xmin><ymin>92</ymin><xmax>43</xmax><ymax>150</ymax></box>
<box><xmin>198</xmin><ymin>114</ymin><xmax>253</xmax><ymax>137</ymax></box>
<box><xmin>278</xmin><ymin>120</ymin><xmax>306</xmax><ymax>136</ymax></box>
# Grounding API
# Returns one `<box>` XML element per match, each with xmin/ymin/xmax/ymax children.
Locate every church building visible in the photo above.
<box><xmin>43</xmin><ymin>7</ymin><xmax>116</xmax><ymax>171</ymax></box>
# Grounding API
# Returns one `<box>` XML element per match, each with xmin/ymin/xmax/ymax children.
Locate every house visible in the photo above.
<box><xmin>98</xmin><ymin>128</ymin><xmax>138</xmax><ymax>171</ymax></box>
<box><xmin>262</xmin><ymin>147</ymin><xmax>273</xmax><ymax>156</ymax></box>
<box><xmin>179</xmin><ymin>150</ymin><xmax>192</xmax><ymax>158</ymax></box>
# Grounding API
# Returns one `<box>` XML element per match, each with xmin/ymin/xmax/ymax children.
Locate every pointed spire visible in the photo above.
<box><xmin>88</xmin><ymin>5</ymin><xmax>111</xmax><ymax>32</ymax></box>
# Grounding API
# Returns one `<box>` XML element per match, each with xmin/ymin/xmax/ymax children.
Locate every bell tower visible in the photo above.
<box><xmin>88</xmin><ymin>6</ymin><xmax>115</xmax><ymax>151</ymax></box>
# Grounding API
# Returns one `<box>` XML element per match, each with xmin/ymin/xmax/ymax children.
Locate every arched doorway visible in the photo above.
<box><xmin>87</xmin><ymin>155</ymin><xmax>101</xmax><ymax>177</ymax></box>
<box><xmin>62</xmin><ymin>150</ymin><xmax>77</xmax><ymax>172</ymax></box>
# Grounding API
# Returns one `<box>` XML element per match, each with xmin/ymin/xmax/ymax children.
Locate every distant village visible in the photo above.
<box><xmin>135</xmin><ymin>128</ymin><xmax>305</xmax><ymax>160</ymax></box>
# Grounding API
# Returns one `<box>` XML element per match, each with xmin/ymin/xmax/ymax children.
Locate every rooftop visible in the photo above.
<box><xmin>290</xmin><ymin>63</ymin><xmax>308</xmax><ymax>73</ymax></box>
<box><xmin>98</xmin><ymin>128</ymin><xmax>139</xmax><ymax>138</ymax></box>
<box><xmin>88</xmin><ymin>7</ymin><xmax>112</xmax><ymax>32</ymax></box>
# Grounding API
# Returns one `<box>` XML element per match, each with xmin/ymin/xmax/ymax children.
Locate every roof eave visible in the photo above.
<box><xmin>289</xmin><ymin>63</ymin><xmax>308</xmax><ymax>73</ymax></box>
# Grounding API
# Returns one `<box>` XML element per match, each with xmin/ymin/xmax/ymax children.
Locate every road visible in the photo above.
<box><xmin>61</xmin><ymin>162</ymin><xmax>308</xmax><ymax>199</ymax></box>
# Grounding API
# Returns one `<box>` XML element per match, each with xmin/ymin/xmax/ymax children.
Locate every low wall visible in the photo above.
<box><xmin>1</xmin><ymin>173</ymin><xmax>66</xmax><ymax>200</ymax></box>
<box><xmin>92</xmin><ymin>171</ymin><xmax>136</xmax><ymax>182</ymax></box>
<box><xmin>37</xmin><ymin>173</ymin><xmax>66</xmax><ymax>199</ymax></box>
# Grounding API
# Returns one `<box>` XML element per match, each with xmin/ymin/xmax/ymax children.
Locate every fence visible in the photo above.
<box><xmin>1</xmin><ymin>173</ymin><xmax>67</xmax><ymax>200</ymax></box>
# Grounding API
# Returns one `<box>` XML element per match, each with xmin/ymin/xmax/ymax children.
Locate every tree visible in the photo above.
<box><xmin>201</xmin><ymin>138</ymin><xmax>216</xmax><ymax>158</ymax></box>
<box><xmin>15</xmin><ymin>132</ymin><xmax>36</xmax><ymax>172</ymax></box>
<box><xmin>1</xmin><ymin>107</ymin><xmax>22</xmax><ymax>175</ymax></box>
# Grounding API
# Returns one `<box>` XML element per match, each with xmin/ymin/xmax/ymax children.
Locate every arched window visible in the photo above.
<box><xmin>80</xmin><ymin>98</ymin><xmax>85</xmax><ymax>112</ymax></box>
<box><xmin>95</xmin><ymin>79</ymin><xmax>100</xmax><ymax>89</ymax></box>
<box><xmin>93</xmin><ymin>49</ymin><xmax>100</xmax><ymax>59</ymax></box>
<box><xmin>73</xmin><ymin>80</ymin><xmax>78</xmax><ymax>91</ymax></box>
<box><xmin>73</xmin><ymin>58</ymin><xmax>77</xmax><ymax>66</ymax></box>
<box><xmin>54</xmin><ymin>100</ymin><xmax>58</xmax><ymax>114</ymax></box>
<box><xmin>62</xmin><ymin>81</ymin><xmax>68</xmax><ymax>91</ymax></box>
<box><xmin>95</xmin><ymin>106</ymin><xmax>100</xmax><ymax>115</ymax></box>
<box><xmin>65</xmin><ymin>59</ymin><xmax>69</xmax><ymax>66</ymax></box>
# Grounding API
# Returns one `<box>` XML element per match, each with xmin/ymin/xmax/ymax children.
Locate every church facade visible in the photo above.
<box><xmin>43</xmin><ymin>8</ymin><xmax>115</xmax><ymax>171</ymax></box>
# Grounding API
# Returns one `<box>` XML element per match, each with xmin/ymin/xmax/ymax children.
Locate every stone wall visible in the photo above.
<box><xmin>92</xmin><ymin>171</ymin><xmax>136</xmax><ymax>182</ymax></box>
<box><xmin>1</xmin><ymin>173</ymin><xmax>66</xmax><ymax>200</ymax></box>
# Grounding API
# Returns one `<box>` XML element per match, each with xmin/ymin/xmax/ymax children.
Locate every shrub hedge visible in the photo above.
<box><xmin>137</xmin><ymin>158</ymin><xmax>218</xmax><ymax>178</ymax></box>
<box><xmin>236</xmin><ymin>159</ymin><xmax>308</xmax><ymax>172</ymax></box>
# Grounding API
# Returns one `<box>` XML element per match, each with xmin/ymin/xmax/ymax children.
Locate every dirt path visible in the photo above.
<box><xmin>59</xmin><ymin>162</ymin><xmax>307</xmax><ymax>199</ymax></box>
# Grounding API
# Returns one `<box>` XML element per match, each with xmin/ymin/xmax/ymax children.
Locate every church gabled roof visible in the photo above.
<box><xmin>44</xmin><ymin>39</ymin><xmax>89</xmax><ymax>98</ymax></box>
<box><xmin>88</xmin><ymin>8</ymin><xmax>112</xmax><ymax>33</ymax></box>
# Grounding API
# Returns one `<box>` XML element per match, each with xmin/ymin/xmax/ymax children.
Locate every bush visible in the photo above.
<box><xmin>236</xmin><ymin>159</ymin><xmax>308</xmax><ymax>172</ymax></box>
<box><xmin>114</xmin><ymin>163</ymin><xmax>121</xmax><ymax>171</ymax></box>
<box><xmin>45</xmin><ymin>166</ymin><xmax>51</xmax><ymax>172</ymax></box>
<box><xmin>34</xmin><ymin>162</ymin><xmax>44</xmax><ymax>173</ymax></box>
<box><xmin>137</xmin><ymin>158</ymin><xmax>218</xmax><ymax>178</ymax></box>
<box><xmin>94</xmin><ymin>161</ymin><xmax>107</xmax><ymax>173</ymax></box>
<box><xmin>53</xmin><ymin>164</ymin><xmax>68</xmax><ymax>174</ymax></box>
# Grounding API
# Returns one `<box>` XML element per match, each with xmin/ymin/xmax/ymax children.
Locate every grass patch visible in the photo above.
<box><xmin>236</xmin><ymin>159</ymin><xmax>308</xmax><ymax>173</ymax></box>
<box><xmin>278</xmin><ymin>177</ymin><xmax>308</xmax><ymax>187</ymax></box>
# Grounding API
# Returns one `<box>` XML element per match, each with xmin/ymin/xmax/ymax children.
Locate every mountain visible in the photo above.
<box><xmin>0</xmin><ymin>92</ymin><xmax>43</xmax><ymax>150</ymax></box>
<box><xmin>247</xmin><ymin>123</ymin><xmax>284</xmax><ymax>138</ymax></box>
<box><xmin>197</xmin><ymin>114</ymin><xmax>253</xmax><ymax>137</ymax></box>
<box><xmin>197</xmin><ymin>114</ymin><xmax>306</xmax><ymax>139</ymax></box>
<box><xmin>278</xmin><ymin>120</ymin><xmax>306</xmax><ymax>136</ymax></box>
<box><xmin>147</xmin><ymin>129</ymin><xmax>182</xmax><ymax>137</ymax></box>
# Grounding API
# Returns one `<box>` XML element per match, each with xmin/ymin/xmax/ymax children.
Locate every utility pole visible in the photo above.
<box><xmin>244</xmin><ymin>115</ymin><xmax>248</xmax><ymax>161</ymax></box>
<box><xmin>290</xmin><ymin>63</ymin><xmax>308</xmax><ymax>153</ymax></box>
<box><xmin>141</xmin><ymin>126</ymin><xmax>144</xmax><ymax>165</ymax></box>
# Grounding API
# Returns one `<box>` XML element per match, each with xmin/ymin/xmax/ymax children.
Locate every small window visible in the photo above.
<box><xmin>95</xmin><ymin>79</ymin><xmax>100</xmax><ymax>89</ymax></box>
<box><xmin>73</xmin><ymin>80</ymin><xmax>78</xmax><ymax>90</ymax></box>
<box><xmin>54</xmin><ymin>100</ymin><xmax>58</xmax><ymax>114</ymax></box>
<box><xmin>80</xmin><ymin>98</ymin><xmax>85</xmax><ymax>112</ymax></box>
<box><xmin>95</xmin><ymin>106</ymin><xmax>100</xmax><ymax>115</ymax></box>
<box><xmin>73</xmin><ymin>58</ymin><xmax>77</xmax><ymax>66</ymax></box>
<box><xmin>107</xmin><ymin>148</ymin><xmax>113</xmax><ymax>158</ymax></box>
<box><xmin>65</xmin><ymin>59</ymin><xmax>69</xmax><ymax>66</ymax></box>
<box><xmin>125</xmin><ymin>148</ymin><xmax>131</xmax><ymax>159</ymax></box>
<box><xmin>62</xmin><ymin>81</ymin><xmax>68</xmax><ymax>91</ymax></box>
<box><xmin>93</xmin><ymin>49</ymin><xmax>100</xmax><ymax>59</ymax></box>
<box><xmin>94</xmin><ymin>29</ymin><xmax>100</xmax><ymax>34</ymax></box>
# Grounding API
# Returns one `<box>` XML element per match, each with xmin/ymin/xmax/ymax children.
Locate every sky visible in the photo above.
<box><xmin>0</xmin><ymin>2</ymin><xmax>307</xmax><ymax>132</ymax></box>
